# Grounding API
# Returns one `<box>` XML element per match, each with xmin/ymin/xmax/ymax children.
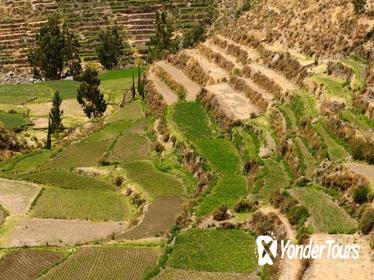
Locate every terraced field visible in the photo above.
<box><xmin>40</xmin><ymin>246</ymin><xmax>160</xmax><ymax>280</ymax></box>
<box><xmin>291</xmin><ymin>187</ymin><xmax>357</xmax><ymax>234</ymax></box>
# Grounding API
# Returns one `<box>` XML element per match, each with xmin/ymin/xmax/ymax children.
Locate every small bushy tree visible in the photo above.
<box><xmin>354</xmin><ymin>185</ymin><xmax>369</xmax><ymax>204</ymax></box>
<box><xmin>49</xmin><ymin>91</ymin><xmax>63</xmax><ymax>133</ymax></box>
<box><xmin>147</xmin><ymin>10</ymin><xmax>179</xmax><ymax>61</ymax></box>
<box><xmin>182</xmin><ymin>22</ymin><xmax>206</xmax><ymax>48</ymax></box>
<box><xmin>137</xmin><ymin>67</ymin><xmax>145</xmax><ymax>99</ymax></box>
<box><xmin>353</xmin><ymin>0</ymin><xmax>366</xmax><ymax>14</ymax></box>
<box><xmin>77</xmin><ymin>67</ymin><xmax>107</xmax><ymax>118</ymax></box>
<box><xmin>96</xmin><ymin>26</ymin><xmax>126</xmax><ymax>70</ymax></box>
<box><xmin>28</xmin><ymin>15</ymin><xmax>81</xmax><ymax>80</ymax></box>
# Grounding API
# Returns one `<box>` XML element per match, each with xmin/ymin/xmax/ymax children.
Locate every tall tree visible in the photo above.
<box><xmin>96</xmin><ymin>26</ymin><xmax>128</xmax><ymax>70</ymax></box>
<box><xmin>46</xmin><ymin>117</ymin><xmax>52</xmax><ymax>150</ymax></box>
<box><xmin>77</xmin><ymin>67</ymin><xmax>107</xmax><ymax>118</ymax></box>
<box><xmin>28</xmin><ymin>15</ymin><xmax>81</xmax><ymax>80</ymax></box>
<box><xmin>131</xmin><ymin>71</ymin><xmax>136</xmax><ymax>100</ymax></box>
<box><xmin>147</xmin><ymin>10</ymin><xmax>179</xmax><ymax>61</ymax></box>
<box><xmin>63</xmin><ymin>25</ymin><xmax>82</xmax><ymax>80</ymax></box>
<box><xmin>49</xmin><ymin>91</ymin><xmax>63</xmax><ymax>133</ymax></box>
<box><xmin>137</xmin><ymin>67</ymin><xmax>145</xmax><ymax>99</ymax></box>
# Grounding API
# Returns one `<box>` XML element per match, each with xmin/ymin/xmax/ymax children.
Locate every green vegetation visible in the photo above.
<box><xmin>28</xmin><ymin>14</ymin><xmax>80</xmax><ymax>80</ymax></box>
<box><xmin>0</xmin><ymin>151</ymin><xmax>52</xmax><ymax>173</ymax></box>
<box><xmin>231</xmin><ymin>127</ymin><xmax>258</xmax><ymax>162</ymax></box>
<box><xmin>182</xmin><ymin>22</ymin><xmax>206</xmax><ymax>48</ymax></box>
<box><xmin>291</xmin><ymin>187</ymin><xmax>357</xmax><ymax>233</ymax></box>
<box><xmin>196</xmin><ymin>139</ymin><xmax>242</xmax><ymax>175</ymax></box>
<box><xmin>197</xmin><ymin>176</ymin><xmax>247</xmax><ymax>216</ymax></box>
<box><xmin>108</xmin><ymin>133</ymin><xmax>150</xmax><ymax>163</ymax></box>
<box><xmin>168</xmin><ymin>229</ymin><xmax>257</xmax><ymax>273</ymax></box>
<box><xmin>352</xmin><ymin>0</ymin><xmax>366</xmax><ymax>14</ymax></box>
<box><xmin>31</xmin><ymin>188</ymin><xmax>133</xmax><ymax>221</ymax></box>
<box><xmin>49</xmin><ymin>91</ymin><xmax>63</xmax><ymax>133</ymax></box>
<box><xmin>96</xmin><ymin>26</ymin><xmax>129</xmax><ymax>70</ymax></box>
<box><xmin>77</xmin><ymin>67</ymin><xmax>107</xmax><ymax>118</ymax></box>
<box><xmin>0</xmin><ymin>111</ymin><xmax>27</xmax><ymax>130</ymax></box>
<box><xmin>20</xmin><ymin>169</ymin><xmax>115</xmax><ymax>191</ymax></box>
<box><xmin>173</xmin><ymin>102</ymin><xmax>216</xmax><ymax>142</ymax></box>
<box><xmin>342</xmin><ymin>58</ymin><xmax>366</xmax><ymax>90</ymax></box>
<box><xmin>312</xmin><ymin>75</ymin><xmax>349</xmax><ymax>99</ymax></box>
<box><xmin>124</xmin><ymin>161</ymin><xmax>183</xmax><ymax>197</ymax></box>
<box><xmin>259</xmin><ymin>159</ymin><xmax>290</xmax><ymax>199</ymax></box>
<box><xmin>340</xmin><ymin>110</ymin><xmax>374</xmax><ymax>131</ymax></box>
<box><xmin>314</xmin><ymin>122</ymin><xmax>350</xmax><ymax>161</ymax></box>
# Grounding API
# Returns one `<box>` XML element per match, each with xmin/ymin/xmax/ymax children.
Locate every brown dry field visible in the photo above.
<box><xmin>0</xmin><ymin>178</ymin><xmax>41</xmax><ymax>215</ymax></box>
<box><xmin>2</xmin><ymin>217</ymin><xmax>127</xmax><ymax>247</ymax></box>
<box><xmin>0</xmin><ymin>249</ymin><xmax>65</xmax><ymax>280</ymax></box>
<box><xmin>302</xmin><ymin>234</ymin><xmax>374</xmax><ymax>280</ymax></box>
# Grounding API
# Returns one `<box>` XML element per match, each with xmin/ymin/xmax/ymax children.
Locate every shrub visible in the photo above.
<box><xmin>213</xmin><ymin>204</ymin><xmax>230</xmax><ymax>221</ymax></box>
<box><xmin>359</xmin><ymin>207</ymin><xmax>374</xmax><ymax>234</ymax></box>
<box><xmin>234</xmin><ymin>197</ymin><xmax>258</xmax><ymax>213</ymax></box>
<box><xmin>182</xmin><ymin>22</ymin><xmax>206</xmax><ymax>48</ymax></box>
<box><xmin>353</xmin><ymin>185</ymin><xmax>369</xmax><ymax>204</ymax></box>
<box><xmin>352</xmin><ymin>0</ymin><xmax>366</xmax><ymax>14</ymax></box>
<box><xmin>287</xmin><ymin>205</ymin><xmax>309</xmax><ymax>226</ymax></box>
<box><xmin>114</xmin><ymin>176</ymin><xmax>124</xmax><ymax>187</ymax></box>
<box><xmin>350</xmin><ymin>137</ymin><xmax>374</xmax><ymax>164</ymax></box>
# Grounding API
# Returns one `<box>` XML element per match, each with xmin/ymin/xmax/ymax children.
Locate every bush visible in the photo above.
<box><xmin>350</xmin><ymin>137</ymin><xmax>374</xmax><ymax>164</ymax></box>
<box><xmin>234</xmin><ymin>197</ymin><xmax>258</xmax><ymax>213</ymax></box>
<box><xmin>114</xmin><ymin>176</ymin><xmax>124</xmax><ymax>187</ymax></box>
<box><xmin>213</xmin><ymin>204</ymin><xmax>230</xmax><ymax>221</ymax></box>
<box><xmin>182</xmin><ymin>22</ymin><xmax>206</xmax><ymax>48</ymax></box>
<box><xmin>287</xmin><ymin>205</ymin><xmax>309</xmax><ymax>226</ymax></box>
<box><xmin>352</xmin><ymin>0</ymin><xmax>366</xmax><ymax>14</ymax></box>
<box><xmin>353</xmin><ymin>185</ymin><xmax>369</xmax><ymax>204</ymax></box>
<box><xmin>359</xmin><ymin>207</ymin><xmax>374</xmax><ymax>234</ymax></box>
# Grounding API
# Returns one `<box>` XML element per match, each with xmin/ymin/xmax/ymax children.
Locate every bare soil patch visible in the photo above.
<box><xmin>205</xmin><ymin>83</ymin><xmax>259</xmax><ymax>120</ymax></box>
<box><xmin>156</xmin><ymin>61</ymin><xmax>201</xmax><ymax>101</ymax></box>
<box><xmin>346</xmin><ymin>162</ymin><xmax>374</xmax><ymax>182</ymax></box>
<box><xmin>148</xmin><ymin>71</ymin><xmax>178</xmax><ymax>105</ymax></box>
<box><xmin>3</xmin><ymin>217</ymin><xmax>127</xmax><ymax>247</ymax></box>
<box><xmin>0</xmin><ymin>178</ymin><xmax>41</xmax><ymax>215</ymax></box>
<box><xmin>302</xmin><ymin>234</ymin><xmax>374</xmax><ymax>280</ymax></box>
<box><xmin>0</xmin><ymin>249</ymin><xmax>65</xmax><ymax>280</ymax></box>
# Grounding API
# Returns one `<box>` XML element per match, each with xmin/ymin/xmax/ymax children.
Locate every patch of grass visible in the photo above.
<box><xmin>231</xmin><ymin>127</ymin><xmax>258</xmax><ymax>162</ymax></box>
<box><xmin>314</xmin><ymin>122</ymin><xmax>350</xmax><ymax>161</ymax></box>
<box><xmin>106</xmin><ymin>101</ymin><xmax>144</xmax><ymax>123</ymax></box>
<box><xmin>197</xmin><ymin>176</ymin><xmax>248</xmax><ymax>216</ymax></box>
<box><xmin>7</xmin><ymin>151</ymin><xmax>52</xmax><ymax>173</ymax></box>
<box><xmin>39</xmin><ymin>80</ymin><xmax>80</xmax><ymax>100</ymax></box>
<box><xmin>312</xmin><ymin>75</ymin><xmax>349</xmax><ymax>99</ymax></box>
<box><xmin>0</xmin><ymin>111</ymin><xmax>27</xmax><ymax>129</ymax></box>
<box><xmin>196</xmin><ymin>138</ymin><xmax>242</xmax><ymax>175</ymax></box>
<box><xmin>295</xmin><ymin>138</ymin><xmax>316</xmax><ymax>177</ymax></box>
<box><xmin>99</xmin><ymin>68</ymin><xmax>144</xmax><ymax>81</ymax></box>
<box><xmin>20</xmin><ymin>169</ymin><xmax>115</xmax><ymax>191</ymax></box>
<box><xmin>173</xmin><ymin>102</ymin><xmax>216</xmax><ymax>142</ymax></box>
<box><xmin>340</xmin><ymin>110</ymin><xmax>374</xmax><ymax>132</ymax></box>
<box><xmin>279</xmin><ymin>105</ymin><xmax>297</xmax><ymax>132</ymax></box>
<box><xmin>258</xmin><ymin>159</ymin><xmax>289</xmax><ymax>199</ymax></box>
<box><xmin>31</xmin><ymin>188</ymin><xmax>133</xmax><ymax>221</ymax></box>
<box><xmin>342</xmin><ymin>58</ymin><xmax>366</xmax><ymax>90</ymax></box>
<box><xmin>168</xmin><ymin>229</ymin><xmax>257</xmax><ymax>273</ymax></box>
<box><xmin>124</xmin><ymin>161</ymin><xmax>183</xmax><ymax>198</ymax></box>
<box><xmin>291</xmin><ymin>187</ymin><xmax>357</xmax><ymax>233</ymax></box>
<box><xmin>108</xmin><ymin>133</ymin><xmax>150</xmax><ymax>163</ymax></box>
<box><xmin>0</xmin><ymin>84</ymin><xmax>51</xmax><ymax>104</ymax></box>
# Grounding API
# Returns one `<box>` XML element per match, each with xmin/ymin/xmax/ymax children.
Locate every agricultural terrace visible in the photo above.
<box><xmin>291</xmin><ymin>187</ymin><xmax>357</xmax><ymax>234</ymax></box>
<box><xmin>168</xmin><ymin>229</ymin><xmax>257</xmax><ymax>273</ymax></box>
<box><xmin>40</xmin><ymin>246</ymin><xmax>160</xmax><ymax>280</ymax></box>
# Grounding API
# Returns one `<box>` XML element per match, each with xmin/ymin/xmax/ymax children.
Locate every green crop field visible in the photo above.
<box><xmin>168</xmin><ymin>229</ymin><xmax>257</xmax><ymax>273</ymax></box>
<box><xmin>31</xmin><ymin>188</ymin><xmax>133</xmax><ymax>221</ymax></box>
<box><xmin>0</xmin><ymin>111</ymin><xmax>27</xmax><ymax>129</ymax></box>
<box><xmin>231</xmin><ymin>127</ymin><xmax>258</xmax><ymax>162</ymax></box>
<box><xmin>258</xmin><ymin>159</ymin><xmax>290</xmax><ymax>199</ymax></box>
<box><xmin>312</xmin><ymin>75</ymin><xmax>349</xmax><ymax>99</ymax></box>
<box><xmin>197</xmin><ymin>176</ymin><xmax>247</xmax><ymax>216</ymax></box>
<box><xmin>124</xmin><ymin>161</ymin><xmax>183</xmax><ymax>198</ymax></box>
<box><xmin>291</xmin><ymin>187</ymin><xmax>357</xmax><ymax>233</ymax></box>
<box><xmin>20</xmin><ymin>170</ymin><xmax>115</xmax><ymax>191</ymax></box>
<box><xmin>196</xmin><ymin>138</ymin><xmax>242</xmax><ymax>175</ymax></box>
<box><xmin>0</xmin><ymin>151</ymin><xmax>52</xmax><ymax>173</ymax></box>
<box><xmin>314</xmin><ymin>122</ymin><xmax>350</xmax><ymax>161</ymax></box>
<box><xmin>40</xmin><ymin>246</ymin><xmax>159</xmax><ymax>280</ymax></box>
<box><xmin>0</xmin><ymin>249</ymin><xmax>65</xmax><ymax>280</ymax></box>
<box><xmin>173</xmin><ymin>102</ymin><xmax>216</xmax><ymax>142</ymax></box>
<box><xmin>108</xmin><ymin>133</ymin><xmax>150</xmax><ymax>163</ymax></box>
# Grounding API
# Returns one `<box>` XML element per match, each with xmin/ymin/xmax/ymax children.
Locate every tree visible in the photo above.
<box><xmin>96</xmin><ymin>26</ymin><xmax>127</xmax><ymax>70</ymax></box>
<box><xmin>49</xmin><ymin>91</ymin><xmax>64</xmax><ymax>133</ymax></box>
<box><xmin>137</xmin><ymin>67</ymin><xmax>145</xmax><ymax>99</ymax></box>
<box><xmin>131</xmin><ymin>71</ymin><xmax>136</xmax><ymax>100</ymax></box>
<box><xmin>46</xmin><ymin>117</ymin><xmax>52</xmax><ymax>150</ymax></box>
<box><xmin>147</xmin><ymin>10</ymin><xmax>179</xmax><ymax>61</ymax></box>
<box><xmin>63</xmin><ymin>25</ymin><xmax>82</xmax><ymax>80</ymax></box>
<box><xmin>28</xmin><ymin>14</ymin><xmax>81</xmax><ymax>80</ymax></box>
<box><xmin>182</xmin><ymin>22</ymin><xmax>206</xmax><ymax>48</ymax></box>
<box><xmin>77</xmin><ymin>67</ymin><xmax>107</xmax><ymax>118</ymax></box>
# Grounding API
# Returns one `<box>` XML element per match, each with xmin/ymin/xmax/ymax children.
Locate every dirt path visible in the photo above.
<box><xmin>205</xmin><ymin>83</ymin><xmax>259</xmax><ymax>120</ymax></box>
<box><xmin>346</xmin><ymin>162</ymin><xmax>374</xmax><ymax>182</ymax></box>
<box><xmin>156</xmin><ymin>61</ymin><xmax>201</xmax><ymax>101</ymax></box>
<box><xmin>148</xmin><ymin>70</ymin><xmax>179</xmax><ymax>105</ymax></box>
<box><xmin>302</xmin><ymin>233</ymin><xmax>374</xmax><ymax>280</ymax></box>
<box><xmin>2</xmin><ymin>216</ymin><xmax>127</xmax><ymax>247</ymax></box>
<box><xmin>260</xmin><ymin>206</ymin><xmax>302</xmax><ymax>280</ymax></box>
